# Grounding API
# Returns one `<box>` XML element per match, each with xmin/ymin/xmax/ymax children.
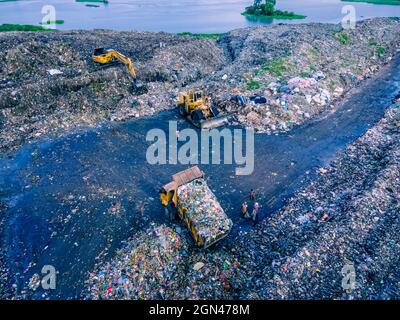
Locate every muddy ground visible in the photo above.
<box><xmin>85</xmin><ymin>78</ymin><xmax>400</xmax><ymax>301</ymax></box>
<box><xmin>233</xmin><ymin>101</ymin><xmax>400</xmax><ymax>300</ymax></box>
<box><xmin>1</xmin><ymin>18</ymin><xmax>400</xmax><ymax>154</ymax></box>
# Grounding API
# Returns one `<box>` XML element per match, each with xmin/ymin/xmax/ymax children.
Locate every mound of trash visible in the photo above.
<box><xmin>1</xmin><ymin>18</ymin><xmax>400</xmax><ymax>153</ymax></box>
<box><xmin>182</xmin><ymin>247</ymin><xmax>245</xmax><ymax>300</ymax></box>
<box><xmin>86</xmin><ymin>225</ymin><xmax>189</xmax><ymax>300</ymax></box>
<box><xmin>0</xmin><ymin>30</ymin><xmax>225</xmax><ymax>153</ymax></box>
<box><xmin>213</xmin><ymin>18</ymin><xmax>400</xmax><ymax>134</ymax></box>
<box><xmin>85</xmin><ymin>223</ymin><xmax>248</xmax><ymax>300</ymax></box>
<box><xmin>234</xmin><ymin>102</ymin><xmax>400</xmax><ymax>299</ymax></box>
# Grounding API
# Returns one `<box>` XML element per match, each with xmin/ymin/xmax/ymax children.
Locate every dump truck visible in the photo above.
<box><xmin>160</xmin><ymin>166</ymin><xmax>232</xmax><ymax>248</ymax></box>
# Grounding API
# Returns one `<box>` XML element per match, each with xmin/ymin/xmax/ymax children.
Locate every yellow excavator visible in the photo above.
<box><xmin>177</xmin><ymin>89</ymin><xmax>229</xmax><ymax>129</ymax></box>
<box><xmin>92</xmin><ymin>48</ymin><xmax>146</xmax><ymax>93</ymax></box>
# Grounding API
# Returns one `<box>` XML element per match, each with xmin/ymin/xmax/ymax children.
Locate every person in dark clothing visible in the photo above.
<box><xmin>249</xmin><ymin>189</ymin><xmax>255</xmax><ymax>201</ymax></box>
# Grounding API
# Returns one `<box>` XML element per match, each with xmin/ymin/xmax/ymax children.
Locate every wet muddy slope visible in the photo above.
<box><xmin>0</xmin><ymin>51</ymin><xmax>399</xmax><ymax>299</ymax></box>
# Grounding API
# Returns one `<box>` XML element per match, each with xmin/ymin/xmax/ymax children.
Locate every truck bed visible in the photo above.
<box><xmin>176</xmin><ymin>178</ymin><xmax>232</xmax><ymax>247</ymax></box>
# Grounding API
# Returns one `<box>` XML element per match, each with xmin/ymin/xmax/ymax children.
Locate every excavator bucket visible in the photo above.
<box><xmin>132</xmin><ymin>79</ymin><xmax>147</xmax><ymax>94</ymax></box>
<box><xmin>200</xmin><ymin>114</ymin><xmax>231</xmax><ymax>130</ymax></box>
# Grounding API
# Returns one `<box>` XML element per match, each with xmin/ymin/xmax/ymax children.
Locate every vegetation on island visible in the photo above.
<box><xmin>177</xmin><ymin>32</ymin><xmax>225</xmax><ymax>39</ymax></box>
<box><xmin>0</xmin><ymin>24</ymin><xmax>51</xmax><ymax>32</ymax></box>
<box><xmin>243</xmin><ymin>0</ymin><xmax>306</xmax><ymax>20</ymax></box>
<box><xmin>40</xmin><ymin>20</ymin><xmax>65</xmax><ymax>25</ymax></box>
<box><xmin>76</xmin><ymin>0</ymin><xmax>109</xmax><ymax>3</ymax></box>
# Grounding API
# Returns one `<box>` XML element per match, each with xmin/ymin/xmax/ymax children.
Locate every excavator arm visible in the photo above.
<box><xmin>92</xmin><ymin>48</ymin><xmax>145</xmax><ymax>93</ymax></box>
<box><xmin>107</xmin><ymin>50</ymin><xmax>137</xmax><ymax>79</ymax></box>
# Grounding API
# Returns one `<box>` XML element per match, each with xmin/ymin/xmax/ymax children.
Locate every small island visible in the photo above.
<box><xmin>243</xmin><ymin>0</ymin><xmax>306</xmax><ymax>20</ymax></box>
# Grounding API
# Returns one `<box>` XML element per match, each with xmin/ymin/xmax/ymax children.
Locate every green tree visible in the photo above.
<box><xmin>248</xmin><ymin>0</ymin><xmax>276</xmax><ymax>16</ymax></box>
<box><xmin>244</xmin><ymin>0</ymin><xmax>305</xmax><ymax>19</ymax></box>
<box><xmin>262</xmin><ymin>2</ymin><xmax>275</xmax><ymax>15</ymax></box>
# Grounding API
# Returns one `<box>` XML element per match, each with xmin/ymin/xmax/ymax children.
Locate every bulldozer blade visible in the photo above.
<box><xmin>200</xmin><ymin>115</ymin><xmax>230</xmax><ymax>130</ymax></box>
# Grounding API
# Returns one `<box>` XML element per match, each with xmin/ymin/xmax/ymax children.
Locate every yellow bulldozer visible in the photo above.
<box><xmin>92</xmin><ymin>48</ymin><xmax>146</xmax><ymax>93</ymax></box>
<box><xmin>177</xmin><ymin>90</ymin><xmax>229</xmax><ymax>129</ymax></box>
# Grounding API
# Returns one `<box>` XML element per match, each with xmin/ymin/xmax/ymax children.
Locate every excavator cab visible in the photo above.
<box><xmin>93</xmin><ymin>47</ymin><xmax>107</xmax><ymax>57</ymax></box>
<box><xmin>92</xmin><ymin>48</ymin><xmax>147</xmax><ymax>94</ymax></box>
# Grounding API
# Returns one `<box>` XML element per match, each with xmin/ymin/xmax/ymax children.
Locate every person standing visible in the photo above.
<box><xmin>249</xmin><ymin>189</ymin><xmax>255</xmax><ymax>201</ymax></box>
<box><xmin>241</xmin><ymin>201</ymin><xmax>249</xmax><ymax>218</ymax></box>
<box><xmin>252</xmin><ymin>202</ymin><xmax>260</xmax><ymax>226</ymax></box>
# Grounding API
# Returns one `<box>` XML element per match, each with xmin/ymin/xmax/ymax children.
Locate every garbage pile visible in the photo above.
<box><xmin>177</xmin><ymin>179</ymin><xmax>232</xmax><ymax>246</ymax></box>
<box><xmin>233</xmin><ymin>106</ymin><xmax>400</xmax><ymax>299</ymax></box>
<box><xmin>85</xmin><ymin>222</ymin><xmax>248</xmax><ymax>300</ymax></box>
<box><xmin>1</xmin><ymin>19</ymin><xmax>400</xmax><ymax>153</ymax></box>
<box><xmin>213</xmin><ymin>18</ymin><xmax>400</xmax><ymax>134</ymax></box>
<box><xmin>226</xmin><ymin>71</ymin><xmax>334</xmax><ymax>133</ymax></box>
<box><xmin>182</xmin><ymin>247</ymin><xmax>246</xmax><ymax>299</ymax></box>
<box><xmin>0</xmin><ymin>30</ymin><xmax>224</xmax><ymax>154</ymax></box>
<box><xmin>223</xmin><ymin>65</ymin><xmax>372</xmax><ymax>134</ymax></box>
<box><xmin>86</xmin><ymin>225</ymin><xmax>189</xmax><ymax>300</ymax></box>
<box><xmin>0</xmin><ymin>202</ymin><xmax>11</xmax><ymax>299</ymax></box>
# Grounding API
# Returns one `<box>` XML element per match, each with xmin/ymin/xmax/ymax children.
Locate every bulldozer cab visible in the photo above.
<box><xmin>189</xmin><ymin>91</ymin><xmax>203</xmax><ymax>103</ymax></box>
<box><xmin>179</xmin><ymin>90</ymin><xmax>205</xmax><ymax>105</ymax></box>
<box><xmin>177</xmin><ymin>89</ymin><xmax>228</xmax><ymax>129</ymax></box>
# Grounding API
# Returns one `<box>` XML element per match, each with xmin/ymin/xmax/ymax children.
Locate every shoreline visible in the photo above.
<box><xmin>241</xmin><ymin>12</ymin><xmax>307</xmax><ymax>20</ymax></box>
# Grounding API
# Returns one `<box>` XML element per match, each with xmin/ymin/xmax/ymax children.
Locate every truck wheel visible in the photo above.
<box><xmin>165</xmin><ymin>205</ymin><xmax>178</xmax><ymax>221</ymax></box>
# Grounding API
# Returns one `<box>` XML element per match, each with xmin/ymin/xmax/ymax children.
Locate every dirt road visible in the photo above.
<box><xmin>0</xmin><ymin>50</ymin><xmax>399</xmax><ymax>299</ymax></box>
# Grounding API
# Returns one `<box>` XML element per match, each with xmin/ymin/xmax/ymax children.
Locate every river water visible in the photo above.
<box><xmin>1</xmin><ymin>0</ymin><xmax>400</xmax><ymax>33</ymax></box>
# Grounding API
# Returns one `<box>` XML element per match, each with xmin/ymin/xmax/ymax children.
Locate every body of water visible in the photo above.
<box><xmin>0</xmin><ymin>0</ymin><xmax>400</xmax><ymax>33</ymax></box>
